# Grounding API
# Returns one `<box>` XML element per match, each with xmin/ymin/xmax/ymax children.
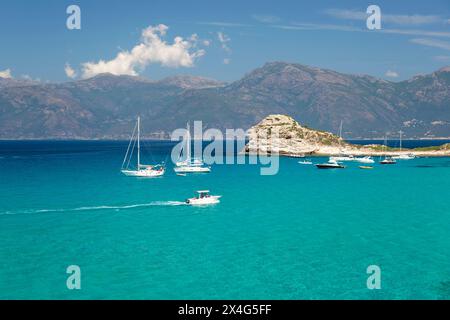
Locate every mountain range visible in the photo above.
<box><xmin>1</xmin><ymin>62</ymin><xmax>449</xmax><ymax>139</ymax></box>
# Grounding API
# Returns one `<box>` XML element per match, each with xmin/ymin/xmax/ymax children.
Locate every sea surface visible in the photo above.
<box><xmin>1</xmin><ymin>140</ymin><xmax>450</xmax><ymax>299</ymax></box>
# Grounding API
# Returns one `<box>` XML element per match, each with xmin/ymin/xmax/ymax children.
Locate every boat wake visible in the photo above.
<box><xmin>0</xmin><ymin>201</ymin><xmax>187</xmax><ymax>216</ymax></box>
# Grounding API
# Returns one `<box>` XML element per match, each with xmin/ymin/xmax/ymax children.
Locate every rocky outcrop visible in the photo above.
<box><xmin>243</xmin><ymin>114</ymin><xmax>450</xmax><ymax>157</ymax></box>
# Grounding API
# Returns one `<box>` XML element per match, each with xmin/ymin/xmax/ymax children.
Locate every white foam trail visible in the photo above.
<box><xmin>0</xmin><ymin>201</ymin><xmax>187</xmax><ymax>215</ymax></box>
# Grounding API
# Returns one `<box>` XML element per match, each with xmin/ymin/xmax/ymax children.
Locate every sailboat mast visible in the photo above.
<box><xmin>186</xmin><ymin>121</ymin><xmax>191</xmax><ymax>160</ymax></box>
<box><xmin>399</xmin><ymin>131</ymin><xmax>403</xmax><ymax>152</ymax></box>
<box><xmin>137</xmin><ymin>116</ymin><xmax>140</xmax><ymax>168</ymax></box>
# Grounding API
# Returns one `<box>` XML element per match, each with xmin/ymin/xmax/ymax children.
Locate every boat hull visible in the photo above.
<box><xmin>174</xmin><ymin>166</ymin><xmax>211</xmax><ymax>173</ymax></box>
<box><xmin>316</xmin><ymin>164</ymin><xmax>345</xmax><ymax>169</ymax></box>
<box><xmin>121</xmin><ymin>169</ymin><xmax>165</xmax><ymax>177</ymax></box>
<box><xmin>186</xmin><ymin>196</ymin><xmax>221</xmax><ymax>206</ymax></box>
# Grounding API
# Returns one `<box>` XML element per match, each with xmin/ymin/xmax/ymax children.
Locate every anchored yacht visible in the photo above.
<box><xmin>121</xmin><ymin>117</ymin><xmax>165</xmax><ymax>177</ymax></box>
<box><xmin>316</xmin><ymin>159</ymin><xmax>345</xmax><ymax>169</ymax></box>
<box><xmin>174</xmin><ymin>122</ymin><xmax>211</xmax><ymax>173</ymax></box>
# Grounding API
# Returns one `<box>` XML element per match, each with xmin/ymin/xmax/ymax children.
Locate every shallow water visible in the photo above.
<box><xmin>1</xmin><ymin>140</ymin><xmax>450</xmax><ymax>299</ymax></box>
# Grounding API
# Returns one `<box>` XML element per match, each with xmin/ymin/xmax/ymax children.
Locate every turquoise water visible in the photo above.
<box><xmin>1</xmin><ymin>141</ymin><xmax>450</xmax><ymax>299</ymax></box>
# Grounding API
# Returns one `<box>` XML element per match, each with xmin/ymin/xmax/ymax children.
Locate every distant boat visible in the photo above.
<box><xmin>185</xmin><ymin>190</ymin><xmax>221</xmax><ymax>206</ymax></box>
<box><xmin>316</xmin><ymin>159</ymin><xmax>345</xmax><ymax>169</ymax></box>
<box><xmin>330</xmin><ymin>155</ymin><xmax>355</xmax><ymax>162</ymax></box>
<box><xmin>356</xmin><ymin>156</ymin><xmax>375</xmax><ymax>164</ymax></box>
<box><xmin>380</xmin><ymin>157</ymin><xmax>396</xmax><ymax>165</ymax></box>
<box><xmin>331</xmin><ymin>120</ymin><xmax>355</xmax><ymax>161</ymax></box>
<box><xmin>174</xmin><ymin>122</ymin><xmax>211</xmax><ymax>173</ymax></box>
<box><xmin>379</xmin><ymin>136</ymin><xmax>397</xmax><ymax>165</ymax></box>
<box><xmin>392</xmin><ymin>131</ymin><xmax>415</xmax><ymax>160</ymax></box>
<box><xmin>121</xmin><ymin>117</ymin><xmax>165</xmax><ymax>177</ymax></box>
<box><xmin>298</xmin><ymin>159</ymin><xmax>313</xmax><ymax>165</ymax></box>
<box><xmin>359</xmin><ymin>166</ymin><xmax>374</xmax><ymax>170</ymax></box>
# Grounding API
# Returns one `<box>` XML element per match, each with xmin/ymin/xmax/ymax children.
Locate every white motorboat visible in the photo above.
<box><xmin>355</xmin><ymin>156</ymin><xmax>375</xmax><ymax>164</ymax></box>
<box><xmin>174</xmin><ymin>122</ymin><xmax>211</xmax><ymax>173</ymax></box>
<box><xmin>185</xmin><ymin>190</ymin><xmax>221</xmax><ymax>205</ymax></box>
<box><xmin>330</xmin><ymin>155</ymin><xmax>355</xmax><ymax>162</ymax></box>
<box><xmin>298</xmin><ymin>159</ymin><xmax>313</xmax><ymax>165</ymax></box>
<box><xmin>121</xmin><ymin>117</ymin><xmax>165</xmax><ymax>177</ymax></box>
<box><xmin>316</xmin><ymin>159</ymin><xmax>345</xmax><ymax>169</ymax></box>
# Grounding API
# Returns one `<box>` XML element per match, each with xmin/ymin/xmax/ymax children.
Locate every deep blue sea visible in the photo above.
<box><xmin>1</xmin><ymin>140</ymin><xmax>450</xmax><ymax>299</ymax></box>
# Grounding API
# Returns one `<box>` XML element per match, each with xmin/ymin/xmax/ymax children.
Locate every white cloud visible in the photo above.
<box><xmin>0</xmin><ymin>69</ymin><xmax>12</xmax><ymax>79</ymax></box>
<box><xmin>274</xmin><ymin>23</ymin><xmax>450</xmax><ymax>38</ymax></box>
<box><xmin>217</xmin><ymin>32</ymin><xmax>231</xmax><ymax>53</ymax></box>
<box><xmin>325</xmin><ymin>8</ymin><xmax>442</xmax><ymax>25</ymax></box>
<box><xmin>197</xmin><ymin>21</ymin><xmax>250</xmax><ymax>27</ymax></box>
<box><xmin>385</xmin><ymin>70</ymin><xmax>399</xmax><ymax>78</ymax></box>
<box><xmin>65</xmin><ymin>63</ymin><xmax>77</xmax><ymax>79</ymax></box>
<box><xmin>410</xmin><ymin>38</ymin><xmax>450</xmax><ymax>51</ymax></box>
<box><xmin>202</xmin><ymin>40</ymin><xmax>211</xmax><ymax>46</ymax></box>
<box><xmin>81</xmin><ymin>24</ymin><xmax>206</xmax><ymax>79</ymax></box>
<box><xmin>252</xmin><ymin>14</ymin><xmax>280</xmax><ymax>23</ymax></box>
<box><xmin>223</xmin><ymin>58</ymin><xmax>231</xmax><ymax>65</ymax></box>
<box><xmin>434</xmin><ymin>55</ymin><xmax>450</xmax><ymax>61</ymax></box>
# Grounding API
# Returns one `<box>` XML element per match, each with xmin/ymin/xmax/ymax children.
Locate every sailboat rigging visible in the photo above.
<box><xmin>121</xmin><ymin>117</ymin><xmax>165</xmax><ymax>177</ymax></box>
<box><xmin>174</xmin><ymin>122</ymin><xmax>211</xmax><ymax>173</ymax></box>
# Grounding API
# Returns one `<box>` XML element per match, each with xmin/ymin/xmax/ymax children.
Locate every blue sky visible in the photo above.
<box><xmin>0</xmin><ymin>0</ymin><xmax>450</xmax><ymax>82</ymax></box>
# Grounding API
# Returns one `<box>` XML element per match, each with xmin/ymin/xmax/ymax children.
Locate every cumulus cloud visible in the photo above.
<box><xmin>0</xmin><ymin>69</ymin><xmax>12</xmax><ymax>79</ymax></box>
<box><xmin>385</xmin><ymin>70</ymin><xmax>399</xmax><ymax>78</ymax></box>
<box><xmin>81</xmin><ymin>24</ymin><xmax>206</xmax><ymax>79</ymax></box>
<box><xmin>65</xmin><ymin>63</ymin><xmax>77</xmax><ymax>79</ymax></box>
<box><xmin>217</xmin><ymin>32</ymin><xmax>231</xmax><ymax>53</ymax></box>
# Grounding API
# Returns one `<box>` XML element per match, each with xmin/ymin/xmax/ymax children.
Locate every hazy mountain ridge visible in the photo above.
<box><xmin>0</xmin><ymin>62</ymin><xmax>449</xmax><ymax>139</ymax></box>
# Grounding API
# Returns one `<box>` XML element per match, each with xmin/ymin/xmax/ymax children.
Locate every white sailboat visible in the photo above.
<box><xmin>380</xmin><ymin>136</ymin><xmax>396</xmax><ymax>165</ymax></box>
<box><xmin>392</xmin><ymin>131</ymin><xmax>415</xmax><ymax>160</ymax></box>
<box><xmin>121</xmin><ymin>117</ymin><xmax>165</xmax><ymax>177</ymax></box>
<box><xmin>174</xmin><ymin>122</ymin><xmax>211</xmax><ymax>173</ymax></box>
<box><xmin>330</xmin><ymin>120</ymin><xmax>355</xmax><ymax>162</ymax></box>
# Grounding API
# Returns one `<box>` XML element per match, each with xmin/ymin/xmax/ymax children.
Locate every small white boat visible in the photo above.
<box><xmin>380</xmin><ymin>157</ymin><xmax>396</xmax><ymax>165</ymax></box>
<box><xmin>121</xmin><ymin>117</ymin><xmax>165</xmax><ymax>177</ymax></box>
<box><xmin>356</xmin><ymin>156</ymin><xmax>375</xmax><ymax>164</ymax></box>
<box><xmin>330</xmin><ymin>155</ymin><xmax>355</xmax><ymax>162</ymax></box>
<box><xmin>185</xmin><ymin>190</ymin><xmax>221</xmax><ymax>206</ymax></box>
<box><xmin>298</xmin><ymin>159</ymin><xmax>313</xmax><ymax>165</ymax></box>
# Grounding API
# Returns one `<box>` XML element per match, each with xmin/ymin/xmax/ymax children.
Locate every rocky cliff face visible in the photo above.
<box><xmin>0</xmin><ymin>62</ymin><xmax>449</xmax><ymax>139</ymax></box>
<box><xmin>244</xmin><ymin>114</ymin><xmax>450</xmax><ymax>157</ymax></box>
<box><xmin>244</xmin><ymin>114</ymin><xmax>343</xmax><ymax>155</ymax></box>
